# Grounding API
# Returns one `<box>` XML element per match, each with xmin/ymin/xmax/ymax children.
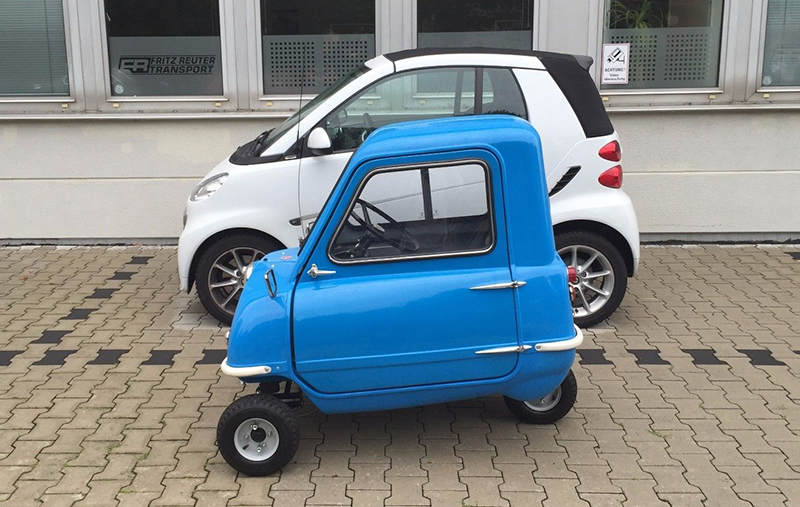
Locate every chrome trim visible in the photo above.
<box><xmin>327</xmin><ymin>159</ymin><xmax>496</xmax><ymax>266</ymax></box>
<box><xmin>264</xmin><ymin>267</ymin><xmax>277</xmax><ymax>298</ymax></box>
<box><xmin>307</xmin><ymin>263</ymin><xmax>336</xmax><ymax>278</ymax></box>
<box><xmin>470</xmin><ymin>281</ymin><xmax>526</xmax><ymax>290</ymax></box>
<box><xmin>220</xmin><ymin>357</ymin><xmax>272</xmax><ymax>378</ymax></box>
<box><xmin>475</xmin><ymin>345</ymin><xmax>532</xmax><ymax>355</ymax></box>
<box><xmin>534</xmin><ymin>326</ymin><xmax>584</xmax><ymax>352</ymax></box>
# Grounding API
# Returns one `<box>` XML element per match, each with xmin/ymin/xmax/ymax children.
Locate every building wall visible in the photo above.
<box><xmin>2</xmin><ymin>110</ymin><xmax>798</xmax><ymax>240</ymax></box>
<box><xmin>1</xmin><ymin>0</ymin><xmax>799</xmax><ymax>242</ymax></box>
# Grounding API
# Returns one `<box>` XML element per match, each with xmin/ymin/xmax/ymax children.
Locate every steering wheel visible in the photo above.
<box><xmin>360</xmin><ymin>113</ymin><xmax>376</xmax><ymax>142</ymax></box>
<box><xmin>349</xmin><ymin>199</ymin><xmax>420</xmax><ymax>254</ymax></box>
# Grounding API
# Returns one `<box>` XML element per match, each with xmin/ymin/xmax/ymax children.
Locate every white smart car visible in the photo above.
<box><xmin>178</xmin><ymin>48</ymin><xmax>639</xmax><ymax>327</ymax></box>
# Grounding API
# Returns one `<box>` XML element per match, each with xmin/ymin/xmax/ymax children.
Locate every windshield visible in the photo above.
<box><xmin>256</xmin><ymin>65</ymin><xmax>372</xmax><ymax>154</ymax></box>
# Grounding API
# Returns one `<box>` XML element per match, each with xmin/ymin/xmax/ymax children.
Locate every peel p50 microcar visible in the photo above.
<box><xmin>216</xmin><ymin>115</ymin><xmax>582</xmax><ymax>476</ymax></box>
<box><xmin>179</xmin><ymin>48</ymin><xmax>639</xmax><ymax>327</ymax></box>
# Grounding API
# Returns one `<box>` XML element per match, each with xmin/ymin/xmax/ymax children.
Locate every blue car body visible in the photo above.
<box><xmin>222</xmin><ymin>115</ymin><xmax>581</xmax><ymax>414</ymax></box>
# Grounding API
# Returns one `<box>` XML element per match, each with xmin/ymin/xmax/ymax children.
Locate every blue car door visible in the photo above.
<box><xmin>292</xmin><ymin>153</ymin><xmax>521</xmax><ymax>394</ymax></box>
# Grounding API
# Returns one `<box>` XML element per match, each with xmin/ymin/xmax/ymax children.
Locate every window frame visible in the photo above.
<box><xmin>590</xmin><ymin>0</ymin><xmax>739</xmax><ymax>108</ymax></box>
<box><xmin>745</xmin><ymin>0</ymin><xmax>800</xmax><ymax>103</ymax></box>
<box><xmin>327</xmin><ymin>158</ymin><xmax>496</xmax><ymax>265</ymax></box>
<box><xmin>92</xmin><ymin>0</ymin><xmax>238</xmax><ymax>113</ymax></box>
<box><xmin>251</xmin><ymin>0</ymin><xmax>381</xmax><ymax>112</ymax></box>
<box><xmin>0</xmin><ymin>0</ymin><xmax>84</xmax><ymax>114</ymax></box>
<box><xmin>412</xmin><ymin>0</ymin><xmax>542</xmax><ymax>51</ymax></box>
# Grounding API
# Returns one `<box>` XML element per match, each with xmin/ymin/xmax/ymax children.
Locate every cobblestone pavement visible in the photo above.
<box><xmin>1</xmin><ymin>245</ymin><xmax>799</xmax><ymax>507</ymax></box>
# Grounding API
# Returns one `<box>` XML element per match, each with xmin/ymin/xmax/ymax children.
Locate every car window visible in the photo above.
<box><xmin>481</xmin><ymin>68</ymin><xmax>527</xmax><ymax>118</ymax></box>
<box><xmin>324</xmin><ymin>67</ymin><xmax>477</xmax><ymax>152</ymax></box>
<box><xmin>330</xmin><ymin>162</ymin><xmax>492</xmax><ymax>262</ymax></box>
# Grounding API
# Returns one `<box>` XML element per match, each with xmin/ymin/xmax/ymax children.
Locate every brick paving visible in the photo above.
<box><xmin>0</xmin><ymin>244</ymin><xmax>799</xmax><ymax>506</ymax></box>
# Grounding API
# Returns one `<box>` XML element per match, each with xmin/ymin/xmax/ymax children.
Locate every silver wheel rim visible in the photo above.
<box><xmin>234</xmin><ymin>418</ymin><xmax>279</xmax><ymax>461</ymax></box>
<box><xmin>208</xmin><ymin>247</ymin><xmax>265</xmax><ymax>316</ymax></box>
<box><xmin>523</xmin><ymin>387</ymin><xmax>562</xmax><ymax>412</ymax></box>
<box><xmin>558</xmin><ymin>245</ymin><xmax>615</xmax><ymax>319</ymax></box>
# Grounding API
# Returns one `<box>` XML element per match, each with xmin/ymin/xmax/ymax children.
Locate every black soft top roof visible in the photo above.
<box><xmin>383</xmin><ymin>47</ymin><xmax>613</xmax><ymax>138</ymax></box>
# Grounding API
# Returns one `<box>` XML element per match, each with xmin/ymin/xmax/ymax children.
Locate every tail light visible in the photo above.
<box><xmin>599</xmin><ymin>140</ymin><xmax>621</xmax><ymax>162</ymax></box>
<box><xmin>598</xmin><ymin>165</ymin><xmax>623</xmax><ymax>188</ymax></box>
<box><xmin>567</xmin><ymin>266</ymin><xmax>578</xmax><ymax>300</ymax></box>
<box><xmin>567</xmin><ymin>266</ymin><xmax>578</xmax><ymax>284</ymax></box>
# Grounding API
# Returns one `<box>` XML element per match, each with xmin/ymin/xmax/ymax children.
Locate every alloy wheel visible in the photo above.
<box><xmin>558</xmin><ymin>245</ymin><xmax>615</xmax><ymax>320</ymax></box>
<box><xmin>207</xmin><ymin>247</ymin><xmax>265</xmax><ymax>317</ymax></box>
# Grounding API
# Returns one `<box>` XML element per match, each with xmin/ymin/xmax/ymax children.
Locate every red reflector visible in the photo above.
<box><xmin>598</xmin><ymin>165</ymin><xmax>623</xmax><ymax>189</ymax></box>
<box><xmin>599</xmin><ymin>140</ymin><xmax>621</xmax><ymax>162</ymax></box>
<box><xmin>567</xmin><ymin>266</ymin><xmax>578</xmax><ymax>284</ymax></box>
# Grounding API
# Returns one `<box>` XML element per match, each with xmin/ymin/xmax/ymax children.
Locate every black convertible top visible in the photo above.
<box><xmin>384</xmin><ymin>47</ymin><xmax>613</xmax><ymax>138</ymax></box>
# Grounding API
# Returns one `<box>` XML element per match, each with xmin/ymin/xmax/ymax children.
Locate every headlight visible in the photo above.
<box><xmin>243</xmin><ymin>264</ymin><xmax>254</xmax><ymax>282</ymax></box>
<box><xmin>190</xmin><ymin>173</ymin><xmax>228</xmax><ymax>202</ymax></box>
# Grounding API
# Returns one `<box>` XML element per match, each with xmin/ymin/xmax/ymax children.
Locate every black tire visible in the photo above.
<box><xmin>504</xmin><ymin>370</ymin><xmax>578</xmax><ymax>425</ymax></box>
<box><xmin>217</xmin><ymin>394</ymin><xmax>300</xmax><ymax>476</ymax></box>
<box><xmin>195</xmin><ymin>233</ymin><xmax>282</xmax><ymax>325</ymax></box>
<box><xmin>555</xmin><ymin>230</ymin><xmax>628</xmax><ymax>328</ymax></box>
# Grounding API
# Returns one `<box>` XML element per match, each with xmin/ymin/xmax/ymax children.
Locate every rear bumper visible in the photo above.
<box><xmin>535</xmin><ymin>325</ymin><xmax>583</xmax><ymax>352</ymax></box>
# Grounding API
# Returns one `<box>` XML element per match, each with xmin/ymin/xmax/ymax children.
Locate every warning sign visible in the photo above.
<box><xmin>601</xmin><ymin>43</ymin><xmax>629</xmax><ymax>85</ymax></box>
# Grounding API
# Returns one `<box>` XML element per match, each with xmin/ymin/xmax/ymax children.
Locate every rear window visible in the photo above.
<box><xmin>538</xmin><ymin>55</ymin><xmax>614</xmax><ymax>138</ymax></box>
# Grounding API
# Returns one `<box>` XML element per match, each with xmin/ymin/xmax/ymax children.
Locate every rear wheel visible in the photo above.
<box><xmin>217</xmin><ymin>394</ymin><xmax>300</xmax><ymax>476</ymax></box>
<box><xmin>555</xmin><ymin>231</ymin><xmax>627</xmax><ymax>328</ymax></box>
<box><xmin>195</xmin><ymin>233</ymin><xmax>281</xmax><ymax>324</ymax></box>
<box><xmin>504</xmin><ymin>370</ymin><xmax>577</xmax><ymax>424</ymax></box>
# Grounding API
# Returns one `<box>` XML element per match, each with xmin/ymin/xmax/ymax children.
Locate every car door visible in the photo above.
<box><xmin>292</xmin><ymin>153</ymin><xmax>521</xmax><ymax>394</ymax></box>
<box><xmin>298</xmin><ymin>67</ymin><xmax>478</xmax><ymax>232</ymax></box>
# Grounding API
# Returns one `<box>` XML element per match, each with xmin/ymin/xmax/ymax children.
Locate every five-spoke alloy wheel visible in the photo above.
<box><xmin>195</xmin><ymin>233</ymin><xmax>281</xmax><ymax>324</ymax></box>
<box><xmin>555</xmin><ymin>231</ymin><xmax>627</xmax><ymax>328</ymax></box>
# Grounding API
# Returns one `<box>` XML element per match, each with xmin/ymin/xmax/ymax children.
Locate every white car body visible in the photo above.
<box><xmin>179</xmin><ymin>50</ymin><xmax>639</xmax><ymax>308</ymax></box>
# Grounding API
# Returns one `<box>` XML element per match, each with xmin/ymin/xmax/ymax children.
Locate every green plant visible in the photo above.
<box><xmin>608</xmin><ymin>0</ymin><xmax>666</xmax><ymax>29</ymax></box>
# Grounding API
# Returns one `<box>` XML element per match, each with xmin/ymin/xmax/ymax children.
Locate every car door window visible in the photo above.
<box><xmin>481</xmin><ymin>68</ymin><xmax>527</xmax><ymax>118</ymax></box>
<box><xmin>330</xmin><ymin>162</ymin><xmax>492</xmax><ymax>262</ymax></box>
<box><xmin>324</xmin><ymin>67</ymin><xmax>476</xmax><ymax>152</ymax></box>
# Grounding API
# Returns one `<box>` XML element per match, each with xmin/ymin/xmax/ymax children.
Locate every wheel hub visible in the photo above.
<box><xmin>523</xmin><ymin>386</ymin><xmax>562</xmax><ymax>412</ymax></box>
<box><xmin>234</xmin><ymin>418</ymin><xmax>279</xmax><ymax>461</ymax></box>
<box><xmin>557</xmin><ymin>244</ymin><xmax>615</xmax><ymax>319</ymax></box>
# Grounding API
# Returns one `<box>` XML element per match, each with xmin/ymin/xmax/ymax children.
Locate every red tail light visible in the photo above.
<box><xmin>598</xmin><ymin>140</ymin><xmax>621</xmax><ymax>162</ymax></box>
<box><xmin>598</xmin><ymin>165</ymin><xmax>623</xmax><ymax>188</ymax></box>
<box><xmin>567</xmin><ymin>266</ymin><xmax>578</xmax><ymax>284</ymax></box>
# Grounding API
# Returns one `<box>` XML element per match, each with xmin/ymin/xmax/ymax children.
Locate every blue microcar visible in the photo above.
<box><xmin>216</xmin><ymin>115</ymin><xmax>582</xmax><ymax>476</ymax></box>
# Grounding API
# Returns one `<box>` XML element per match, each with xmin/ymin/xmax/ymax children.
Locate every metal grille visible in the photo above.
<box><xmin>263</xmin><ymin>35</ymin><xmax>374</xmax><ymax>94</ymax></box>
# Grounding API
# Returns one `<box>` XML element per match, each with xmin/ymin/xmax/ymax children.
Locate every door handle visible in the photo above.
<box><xmin>307</xmin><ymin>263</ymin><xmax>336</xmax><ymax>278</ymax></box>
<box><xmin>470</xmin><ymin>281</ymin><xmax>526</xmax><ymax>290</ymax></box>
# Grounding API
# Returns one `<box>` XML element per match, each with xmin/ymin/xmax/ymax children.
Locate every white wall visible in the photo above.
<box><xmin>1</xmin><ymin>111</ymin><xmax>798</xmax><ymax>241</ymax></box>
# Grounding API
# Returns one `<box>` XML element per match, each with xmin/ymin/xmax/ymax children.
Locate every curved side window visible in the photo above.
<box><xmin>330</xmin><ymin>161</ymin><xmax>493</xmax><ymax>263</ymax></box>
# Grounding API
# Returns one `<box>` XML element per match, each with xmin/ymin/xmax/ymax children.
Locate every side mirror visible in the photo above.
<box><xmin>307</xmin><ymin>127</ymin><xmax>332</xmax><ymax>156</ymax></box>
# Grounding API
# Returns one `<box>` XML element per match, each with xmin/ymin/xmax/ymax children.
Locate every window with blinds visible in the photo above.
<box><xmin>763</xmin><ymin>0</ymin><xmax>800</xmax><ymax>87</ymax></box>
<box><xmin>0</xmin><ymin>0</ymin><xmax>69</xmax><ymax>97</ymax></box>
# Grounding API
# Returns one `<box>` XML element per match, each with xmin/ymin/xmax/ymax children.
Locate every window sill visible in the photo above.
<box><xmin>606</xmin><ymin>102</ymin><xmax>800</xmax><ymax>113</ymax></box>
<box><xmin>0</xmin><ymin>97</ymin><xmax>75</xmax><ymax>104</ymax></box>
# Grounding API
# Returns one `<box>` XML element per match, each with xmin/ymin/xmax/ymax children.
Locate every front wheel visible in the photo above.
<box><xmin>217</xmin><ymin>394</ymin><xmax>300</xmax><ymax>476</ymax></box>
<box><xmin>195</xmin><ymin>233</ymin><xmax>281</xmax><ymax>325</ymax></box>
<box><xmin>504</xmin><ymin>370</ymin><xmax>577</xmax><ymax>424</ymax></box>
<box><xmin>555</xmin><ymin>231</ymin><xmax>628</xmax><ymax>328</ymax></box>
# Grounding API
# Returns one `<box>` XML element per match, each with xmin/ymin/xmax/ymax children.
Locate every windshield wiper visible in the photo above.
<box><xmin>244</xmin><ymin>128</ymin><xmax>273</xmax><ymax>158</ymax></box>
